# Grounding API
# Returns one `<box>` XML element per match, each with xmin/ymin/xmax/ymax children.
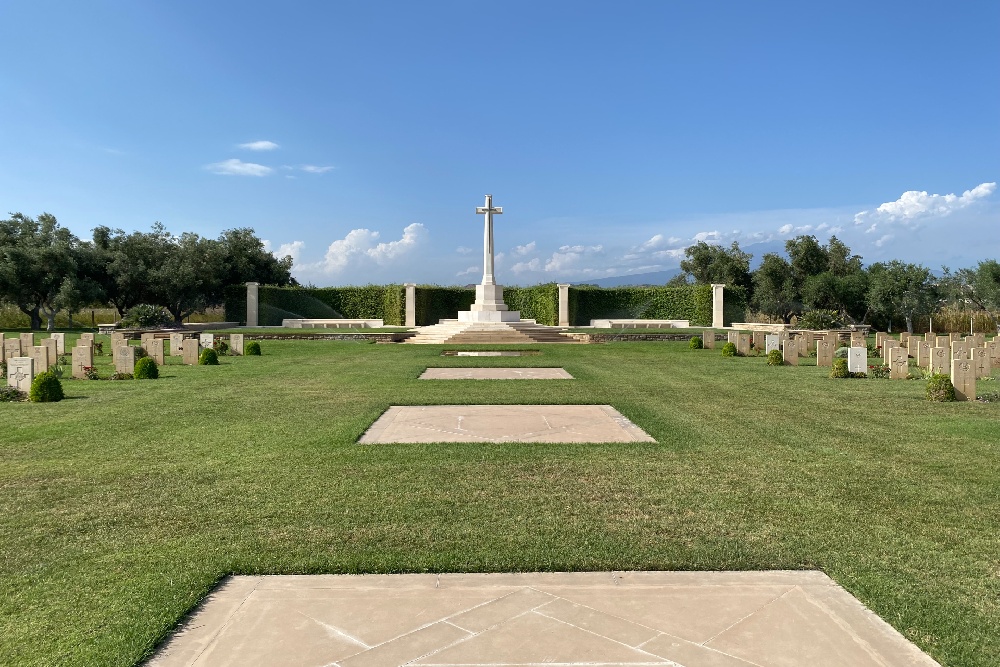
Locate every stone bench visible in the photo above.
<box><xmin>589</xmin><ymin>319</ymin><xmax>691</xmax><ymax>329</ymax></box>
<box><xmin>280</xmin><ymin>319</ymin><xmax>385</xmax><ymax>329</ymax></box>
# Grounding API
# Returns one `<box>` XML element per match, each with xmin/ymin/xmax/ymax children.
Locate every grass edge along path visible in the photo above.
<box><xmin>0</xmin><ymin>339</ymin><xmax>997</xmax><ymax>666</ymax></box>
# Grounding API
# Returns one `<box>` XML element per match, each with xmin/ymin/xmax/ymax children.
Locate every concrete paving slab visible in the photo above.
<box><xmin>148</xmin><ymin>572</ymin><xmax>940</xmax><ymax>667</ymax></box>
<box><xmin>357</xmin><ymin>405</ymin><xmax>655</xmax><ymax>443</ymax></box>
<box><xmin>441</xmin><ymin>350</ymin><xmax>540</xmax><ymax>356</ymax></box>
<box><xmin>419</xmin><ymin>367</ymin><xmax>573</xmax><ymax>380</ymax></box>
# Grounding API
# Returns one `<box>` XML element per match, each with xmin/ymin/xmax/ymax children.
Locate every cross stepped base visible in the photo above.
<box><xmin>404</xmin><ymin>319</ymin><xmax>586</xmax><ymax>344</ymax></box>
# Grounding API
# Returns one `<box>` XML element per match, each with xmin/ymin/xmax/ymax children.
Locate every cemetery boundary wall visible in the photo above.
<box><xmin>224</xmin><ymin>283</ymin><xmax>748</xmax><ymax>327</ymax></box>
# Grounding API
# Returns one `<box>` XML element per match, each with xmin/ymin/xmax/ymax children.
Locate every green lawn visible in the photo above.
<box><xmin>1</xmin><ymin>337</ymin><xmax>998</xmax><ymax>666</ymax></box>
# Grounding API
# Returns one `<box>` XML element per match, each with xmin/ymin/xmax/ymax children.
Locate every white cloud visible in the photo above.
<box><xmin>777</xmin><ymin>224</ymin><xmax>793</xmax><ymax>235</ymax></box>
<box><xmin>874</xmin><ymin>234</ymin><xmax>893</xmax><ymax>248</ymax></box>
<box><xmin>456</xmin><ymin>246</ymin><xmax>473</xmax><ymax>255</ymax></box>
<box><xmin>238</xmin><ymin>140</ymin><xmax>279</xmax><ymax>151</ymax></box>
<box><xmin>205</xmin><ymin>158</ymin><xmax>273</xmax><ymax>177</ymax></box>
<box><xmin>367</xmin><ymin>222</ymin><xmax>427</xmax><ymax>263</ymax></box>
<box><xmin>854</xmin><ymin>182</ymin><xmax>996</xmax><ymax>229</ymax></box>
<box><xmin>511</xmin><ymin>258</ymin><xmax>542</xmax><ymax>273</ymax></box>
<box><xmin>457</xmin><ymin>265</ymin><xmax>480</xmax><ymax>277</ymax></box>
<box><xmin>301</xmin><ymin>165</ymin><xmax>334</xmax><ymax>174</ymax></box>
<box><xmin>512</xmin><ymin>241</ymin><xmax>536</xmax><ymax>256</ymax></box>
<box><xmin>544</xmin><ymin>244</ymin><xmax>604</xmax><ymax>273</ymax></box>
<box><xmin>262</xmin><ymin>239</ymin><xmax>304</xmax><ymax>262</ymax></box>
<box><xmin>316</xmin><ymin>223</ymin><xmax>427</xmax><ymax>274</ymax></box>
<box><xmin>692</xmin><ymin>230</ymin><xmax>721</xmax><ymax>242</ymax></box>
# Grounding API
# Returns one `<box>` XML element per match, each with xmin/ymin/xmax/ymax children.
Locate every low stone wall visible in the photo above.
<box><xmin>219</xmin><ymin>332</ymin><xmax>416</xmax><ymax>343</ymax></box>
<box><xmin>583</xmin><ymin>333</ymin><xmax>722</xmax><ymax>343</ymax></box>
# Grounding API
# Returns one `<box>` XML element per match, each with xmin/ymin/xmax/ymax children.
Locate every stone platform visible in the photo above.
<box><xmin>419</xmin><ymin>368</ymin><xmax>573</xmax><ymax>380</ymax></box>
<box><xmin>148</xmin><ymin>571</ymin><xmax>940</xmax><ymax>667</ymax></box>
<box><xmin>404</xmin><ymin>320</ymin><xmax>585</xmax><ymax>345</ymax></box>
<box><xmin>358</xmin><ymin>405</ymin><xmax>654</xmax><ymax>443</ymax></box>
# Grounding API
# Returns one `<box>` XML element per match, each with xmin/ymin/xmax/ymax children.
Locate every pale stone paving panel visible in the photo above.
<box><xmin>147</xmin><ymin>572</ymin><xmax>941</xmax><ymax>667</ymax></box>
<box><xmin>419</xmin><ymin>368</ymin><xmax>573</xmax><ymax>380</ymax></box>
<box><xmin>358</xmin><ymin>405</ymin><xmax>655</xmax><ymax>444</ymax></box>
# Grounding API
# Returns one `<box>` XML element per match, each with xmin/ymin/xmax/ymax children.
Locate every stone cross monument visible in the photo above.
<box><xmin>458</xmin><ymin>194</ymin><xmax>521</xmax><ymax>323</ymax></box>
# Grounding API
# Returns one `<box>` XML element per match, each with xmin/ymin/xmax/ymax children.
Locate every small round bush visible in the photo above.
<box><xmin>245</xmin><ymin>341</ymin><xmax>261</xmax><ymax>356</ymax></box>
<box><xmin>766</xmin><ymin>349</ymin><xmax>784</xmax><ymax>366</ymax></box>
<box><xmin>926</xmin><ymin>374</ymin><xmax>956</xmax><ymax>402</ymax></box>
<box><xmin>199</xmin><ymin>348</ymin><xmax>219</xmax><ymax>365</ymax></box>
<box><xmin>721</xmin><ymin>342</ymin><xmax>737</xmax><ymax>357</ymax></box>
<box><xmin>831</xmin><ymin>358</ymin><xmax>850</xmax><ymax>379</ymax></box>
<box><xmin>134</xmin><ymin>357</ymin><xmax>159</xmax><ymax>380</ymax></box>
<box><xmin>29</xmin><ymin>371</ymin><xmax>64</xmax><ymax>402</ymax></box>
<box><xmin>0</xmin><ymin>385</ymin><xmax>25</xmax><ymax>402</ymax></box>
<box><xmin>213</xmin><ymin>339</ymin><xmax>230</xmax><ymax>356</ymax></box>
<box><xmin>109</xmin><ymin>372</ymin><xmax>133</xmax><ymax>380</ymax></box>
<box><xmin>689</xmin><ymin>336</ymin><xmax>703</xmax><ymax>350</ymax></box>
<box><xmin>834</xmin><ymin>346</ymin><xmax>850</xmax><ymax>359</ymax></box>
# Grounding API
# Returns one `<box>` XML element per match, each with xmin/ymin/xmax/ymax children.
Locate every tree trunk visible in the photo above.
<box><xmin>905</xmin><ymin>316</ymin><xmax>913</xmax><ymax>334</ymax></box>
<box><xmin>18</xmin><ymin>305</ymin><xmax>42</xmax><ymax>330</ymax></box>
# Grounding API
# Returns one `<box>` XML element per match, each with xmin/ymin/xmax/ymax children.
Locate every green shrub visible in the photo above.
<box><xmin>721</xmin><ymin>342</ymin><xmax>737</xmax><ymax>357</ymax></box>
<box><xmin>213</xmin><ymin>339</ymin><xmax>230</xmax><ymax>356</ymax></box>
<box><xmin>689</xmin><ymin>336</ymin><xmax>703</xmax><ymax>349</ymax></box>
<box><xmin>868</xmin><ymin>364</ymin><xmax>890</xmax><ymax>379</ymax></box>
<box><xmin>834</xmin><ymin>346</ymin><xmax>850</xmax><ymax>358</ymax></box>
<box><xmin>109</xmin><ymin>372</ymin><xmax>133</xmax><ymax>380</ymax></box>
<box><xmin>766</xmin><ymin>349</ymin><xmax>784</xmax><ymax>366</ymax></box>
<box><xmin>120</xmin><ymin>304</ymin><xmax>172</xmax><ymax>329</ymax></box>
<box><xmin>134</xmin><ymin>357</ymin><xmax>159</xmax><ymax>380</ymax></box>
<box><xmin>0</xmin><ymin>359</ymin><xmax>6</xmax><ymax>378</ymax></box>
<box><xmin>926</xmin><ymin>374</ymin><xmax>956</xmax><ymax>401</ymax></box>
<box><xmin>831</xmin><ymin>358</ymin><xmax>850</xmax><ymax>378</ymax></box>
<box><xmin>0</xmin><ymin>385</ymin><xmax>25</xmax><ymax>402</ymax></box>
<box><xmin>245</xmin><ymin>341</ymin><xmax>261</xmax><ymax>356</ymax></box>
<box><xmin>798</xmin><ymin>309</ymin><xmax>842</xmax><ymax>330</ymax></box>
<box><xmin>82</xmin><ymin>366</ymin><xmax>100</xmax><ymax>381</ymax></box>
<box><xmin>29</xmin><ymin>371</ymin><xmax>64</xmax><ymax>402</ymax></box>
<box><xmin>199</xmin><ymin>348</ymin><xmax>219</xmax><ymax>365</ymax></box>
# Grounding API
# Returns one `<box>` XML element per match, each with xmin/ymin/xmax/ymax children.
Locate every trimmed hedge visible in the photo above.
<box><xmin>224</xmin><ymin>284</ymin><xmax>405</xmax><ymax>326</ymax></box>
<box><xmin>223</xmin><ymin>282</ymin><xmax>747</xmax><ymax>328</ymax></box>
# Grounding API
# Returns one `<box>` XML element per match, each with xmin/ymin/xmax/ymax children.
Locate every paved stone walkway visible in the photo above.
<box><xmin>419</xmin><ymin>368</ymin><xmax>573</xmax><ymax>380</ymax></box>
<box><xmin>358</xmin><ymin>405</ymin><xmax>655</xmax><ymax>443</ymax></box>
<box><xmin>148</xmin><ymin>571</ymin><xmax>939</xmax><ymax>667</ymax></box>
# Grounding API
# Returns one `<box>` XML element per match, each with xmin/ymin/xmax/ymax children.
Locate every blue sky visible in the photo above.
<box><xmin>2</xmin><ymin>1</ymin><xmax>998</xmax><ymax>286</ymax></box>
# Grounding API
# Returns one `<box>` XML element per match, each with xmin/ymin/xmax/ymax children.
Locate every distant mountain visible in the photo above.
<box><xmin>572</xmin><ymin>269</ymin><xmax>683</xmax><ymax>287</ymax></box>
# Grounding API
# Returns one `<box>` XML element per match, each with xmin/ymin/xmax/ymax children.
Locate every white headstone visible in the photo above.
<box><xmin>170</xmin><ymin>333</ymin><xmax>184</xmax><ymax>356</ymax></box>
<box><xmin>765</xmin><ymin>334</ymin><xmax>780</xmax><ymax>354</ymax></box>
<box><xmin>848</xmin><ymin>347</ymin><xmax>867</xmax><ymax>374</ymax></box>
<box><xmin>6</xmin><ymin>357</ymin><xmax>34</xmax><ymax>392</ymax></box>
<box><xmin>199</xmin><ymin>333</ymin><xmax>214</xmax><ymax>351</ymax></box>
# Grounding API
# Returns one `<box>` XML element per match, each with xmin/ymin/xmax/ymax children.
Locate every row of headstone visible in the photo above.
<box><xmin>2</xmin><ymin>332</ymin><xmax>67</xmax><ymax>362</ymax></box>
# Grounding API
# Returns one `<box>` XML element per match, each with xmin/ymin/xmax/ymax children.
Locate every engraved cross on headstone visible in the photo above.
<box><xmin>475</xmin><ymin>194</ymin><xmax>503</xmax><ymax>286</ymax></box>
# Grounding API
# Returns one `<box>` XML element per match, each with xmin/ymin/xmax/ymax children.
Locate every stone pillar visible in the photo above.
<box><xmin>557</xmin><ymin>284</ymin><xmax>570</xmax><ymax>327</ymax></box>
<box><xmin>711</xmin><ymin>284</ymin><xmax>725</xmax><ymax>329</ymax></box>
<box><xmin>404</xmin><ymin>283</ymin><xmax>417</xmax><ymax>327</ymax></box>
<box><xmin>246</xmin><ymin>282</ymin><xmax>259</xmax><ymax>327</ymax></box>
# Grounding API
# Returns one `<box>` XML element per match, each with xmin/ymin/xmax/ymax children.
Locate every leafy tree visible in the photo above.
<box><xmin>91</xmin><ymin>224</ymin><xmax>175</xmax><ymax>316</ymax></box>
<box><xmin>217</xmin><ymin>228</ymin><xmax>296</xmax><ymax>288</ymax></box>
<box><xmin>866</xmin><ymin>261</ymin><xmax>937</xmax><ymax>333</ymax></box>
<box><xmin>785</xmin><ymin>235</ymin><xmax>829</xmax><ymax>287</ymax></box>
<box><xmin>148</xmin><ymin>232</ymin><xmax>224</xmax><ymax>324</ymax></box>
<box><xmin>751</xmin><ymin>253</ymin><xmax>797</xmax><ymax>322</ymax></box>
<box><xmin>0</xmin><ymin>213</ymin><xmax>93</xmax><ymax>330</ymax></box>
<box><xmin>790</xmin><ymin>236</ymin><xmax>868</xmax><ymax>323</ymax></box>
<box><xmin>942</xmin><ymin>260</ymin><xmax>1000</xmax><ymax>333</ymax></box>
<box><xmin>679</xmin><ymin>241</ymin><xmax>752</xmax><ymax>293</ymax></box>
